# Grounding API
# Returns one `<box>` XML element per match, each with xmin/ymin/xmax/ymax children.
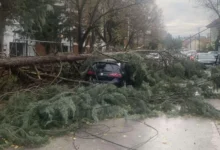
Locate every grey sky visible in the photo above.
<box><xmin>156</xmin><ymin>0</ymin><xmax>214</xmax><ymax>37</ymax></box>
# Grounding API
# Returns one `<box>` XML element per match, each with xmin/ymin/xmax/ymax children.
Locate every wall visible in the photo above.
<box><xmin>4</xmin><ymin>25</ymin><xmax>71</xmax><ymax>57</ymax></box>
<box><xmin>3</xmin><ymin>24</ymin><xmax>36</xmax><ymax>57</ymax></box>
<box><xmin>210</xmin><ymin>27</ymin><xmax>219</xmax><ymax>43</ymax></box>
<box><xmin>3</xmin><ymin>25</ymin><xmax>19</xmax><ymax>56</ymax></box>
<box><xmin>187</xmin><ymin>40</ymin><xmax>199</xmax><ymax>50</ymax></box>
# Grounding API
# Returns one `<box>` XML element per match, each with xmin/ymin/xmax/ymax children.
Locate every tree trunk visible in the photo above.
<box><xmin>124</xmin><ymin>32</ymin><xmax>134</xmax><ymax>51</ymax></box>
<box><xmin>77</xmin><ymin>23</ymin><xmax>83</xmax><ymax>54</ymax></box>
<box><xmin>137</xmin><ymin>33</ymin><xmax>139</xmax><ymax>47</ymax></box>
<box><xmin>90</xmin><ymin>30</ymin><xmax>96</xmax><ymax>52</ymax></box>
<box><xmin>215</xmin><ymin>31</ymin><xmax>220</xmax><ymax>51</ymax></box>
<box><xmin>0</xmin><ymin>54</ymin><xmax>91</xmax><ymax>67</ymax></box>
<box><xmin>0</xmin><ymin>10</ymin><xmax>6</xmax><ymax>53</ymax></box>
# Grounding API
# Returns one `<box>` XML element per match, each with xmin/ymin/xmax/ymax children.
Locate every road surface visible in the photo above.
<box><xmin>7</xmin><ymin>100</ymin><xmax>220</xmax><ymax>150</ymax></box>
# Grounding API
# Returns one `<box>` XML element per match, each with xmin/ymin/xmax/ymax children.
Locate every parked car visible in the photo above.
<box><xmin>146</xmin><ymin>53</ymin><xmax>160</xmax><ymax>59</ymax></box>
<box><xmin>85</xmin><ymin>59</ymin><xmax>126</xmax><ymax>87</ymax></box>
<box><xmin>195</xmin><ymin>53</ymin><xmax>216</xmax><ymax>68</ymax></box>
<box><xmin>185</xmin><ymin>50</ymin><xmax>197</xmax><ymax>56</ymax></box>
<box><xmin>182</xmin><ymin>50</ymin><xmax>197</xmax><ymax>60</ymax></box>
<box><xmin>208</xmin><ymin>51</ymin><xmax>219</xmax><ymax>58</ymax></box>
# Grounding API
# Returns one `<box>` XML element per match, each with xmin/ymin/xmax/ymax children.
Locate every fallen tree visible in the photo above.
<box><xmin>0</xmin><ymin>54</ymin><xmax>91</xmax><ymax>68</ymax></box>
<box><xmin>0</xmin><ymin>50</ymin><xmax>183</xmax><ymax>68</ymax></box>
<box><xmin>0</xmin><ymin>52</ymin><xmax>219</xmax><ymax>149</ymax></box>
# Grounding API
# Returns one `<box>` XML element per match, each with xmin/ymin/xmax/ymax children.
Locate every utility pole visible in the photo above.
<box><xmin>198</xmin><ymin>27</ymin><xmax>201</xmax><ymax>51</ymax></box>
<box><xmin>190</xmin><ymin>35</ymin><xmax>192</xmax><ymax>50</ymax></box>
<box><xmin>127</xmin><ymin>17</ymin><xmax>130</xmax><ymax>38</ymax></box>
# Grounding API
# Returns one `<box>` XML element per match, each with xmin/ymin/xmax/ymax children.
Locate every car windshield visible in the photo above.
<box><xmin>198</xmin><ymin>54</ymin><xmax>215</xmax><ymax>59</ymax></box>
<box><xmin>209</xmin><ymin>51</ymin><xmax>217</xmax><ymax>54</ymax></box>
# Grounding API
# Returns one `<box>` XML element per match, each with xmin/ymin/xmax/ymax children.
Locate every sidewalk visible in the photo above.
<box><xmin>8</xmin><ymin>100</ymin><xmax>220</xmax><ymax>150</ymax></box>
<box><xmin>13</xmin><ymin>116</ymin><xmax>219</xmax><ymax>150</ymax></box>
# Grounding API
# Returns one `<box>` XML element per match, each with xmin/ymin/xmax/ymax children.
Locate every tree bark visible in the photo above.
<box><xmin>215</xmin><ymin>34</ymin><xmax>220</xmax><ymax>51</ymax></box>
<box><xmin>0</xmin><ymin>54</ymin><xmax>91</xmax><ymax>67</ymax></box>
<box><xmin>124</xmin><ymin>32</ymin><xmax>134</xmax><ymax>51</ymax></box>
<box><xmin>0</xmin><ymin>10</ymin><xmax>6</xmax><ymax>53</ymax></box>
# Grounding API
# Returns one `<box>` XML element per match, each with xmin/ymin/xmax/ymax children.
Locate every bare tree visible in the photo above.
<box><xmin>196</xmin><ymin>0</ymin><xmax>220</xmax><ymax>18</ymax></box>
<box><xmin>65</xmin><ymin>0</ymin><xmax>144</xmax><ymax>53</ymax></box>
<box><xmin>123</xmin><ymin>0</ymin><xmax>164</xmax><ymax>50</ymax></box>
<box><xmin>196</xmin><ymin>0</ymin><xmax>220</xmax><ymax>50</ymax></box>
<box><xmin>89</xmin><ymin>0</ymin><xmax>164</xmax><ymax>51</ymax></box>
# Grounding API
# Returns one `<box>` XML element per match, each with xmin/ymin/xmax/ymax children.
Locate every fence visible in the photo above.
<box><xmin>9</xmin><ymin>39</ymin><xmax>72</xmax><ymax>57</ymax></box>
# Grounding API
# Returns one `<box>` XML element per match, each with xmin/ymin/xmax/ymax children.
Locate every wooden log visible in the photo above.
<box><xmin>0</xmin><ymin>50</ymin><xmax>157</xmax><ymax>68</ymax></box>
<box><xmin>0</xmin><ymin>54</ymin><xmax>91</xmax><ymax>67</ymax></box>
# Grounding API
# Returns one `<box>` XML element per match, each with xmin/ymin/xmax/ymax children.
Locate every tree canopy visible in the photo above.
<box><xmin>0</xmin><ymin>0</ymin><xmax>56</xmax><ymax>52</ymax></box>
<box><xmin>0</xmin><ymin>0</ymin><xmax>164</xmax><ymax>54</ymax></box>
<box><xmin>163</xmin><ymin>33</ymin><xmax>182</xmax><ymax>51</ymax></box>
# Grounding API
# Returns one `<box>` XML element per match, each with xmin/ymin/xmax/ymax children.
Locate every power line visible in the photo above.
<box><xmin>74</xmin><ymin>119</ymin><xmax>159</xmax><ymax>150</ymax></box>
<box><xmin>183</xmin><ymin>28</ymin><xmax>209</xmax><ymax>42</ymax></box>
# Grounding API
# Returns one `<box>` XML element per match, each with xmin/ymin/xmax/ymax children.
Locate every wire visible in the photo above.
<box><xmin>73</xmin><ymin>119</ymin><xmax>159</xmax><ymax>150</ymax></box>
<box><xmin>75</xmin><ymin>124</ymin><xmax>110</xmax><ymax>139</ymax></box>
<box><xmin>73</xmin><ymin>140</ymin><xmax>79</xmax><ymax>150</ymax></box>
<box><xmin>84</xmin><ymin>131</ymin><xmax>136</xmax><ymax>150</ymax></box>
<box><xmin>130</xmin><ymin>120</ymin><xmax>159</xmax><ymax>149</ymax></box>
<box><xmin>74</xmin><ymin>123</ymin><xmax>134</xmax><ymax>149</ymax></box>
<box><xmin>214</xmin><ymin>122</ymin><xmax>220</xmax><ymax>137</ymax></box>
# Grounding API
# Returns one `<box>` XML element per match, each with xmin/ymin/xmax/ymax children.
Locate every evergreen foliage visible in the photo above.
<box><xmin>0</xmin><ymin>53</ymin><xmax>220</xmax><ymax>148</ymax></box>
<box><xmin>211</xmin><ymin>66</ymin><xmax>220</xmax><ymax>89</ymax></box>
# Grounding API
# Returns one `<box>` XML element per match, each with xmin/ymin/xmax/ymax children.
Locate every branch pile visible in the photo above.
<box><xmin>0</xmin><ymin>52</ymin><xmax>219</xmax><ymax>149</ymax></box>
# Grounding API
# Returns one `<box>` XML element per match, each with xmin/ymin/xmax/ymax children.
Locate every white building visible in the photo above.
<box><xmin>3</xmin><ymin>23</ymin><xmax>71</xmax><ymax>57</ymax></box>
<box><xmin>207</xmin><ymin>19</ymin><xmax>220</xmax><ymax>51</ymax></box>
<box><xmin>207</xmin><ymin>19</ymin><xmax>220</xmax><ymax>42</ymax></box>
<box><xmin>3</xmin><ymin>24</ymin><xmax>37</xmax><ymax>57</ymax></box>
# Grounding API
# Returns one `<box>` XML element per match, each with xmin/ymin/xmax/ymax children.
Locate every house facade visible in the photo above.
<box><xmin>3</xmin><ymin>24</ymin><xmax>36</xmax><ymax>57</ymax></box>
<box><xmin>2</xmin><ymin>1</ymin><xmax>72</xmax><ymax>57</ymax></box>
<box><xmin>3</xmin><ymin>24</ymin><xmax>72</xmax><ymax>57</ymax></box>
<box><xmin>182</xmin><ymin>36</ymin><xmax>210</xmax><ymax>51</ymax></box>
<box><xmin>207</xmin><ymin>19</ymin><xmax>220</xmax><ymax>51</ymax></box>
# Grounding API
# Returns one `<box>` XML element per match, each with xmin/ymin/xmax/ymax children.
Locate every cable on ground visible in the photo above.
<box><xmin>73</xmin><ymin>119</ymin><xmax>159</xmax><ymax>150</ymax></box>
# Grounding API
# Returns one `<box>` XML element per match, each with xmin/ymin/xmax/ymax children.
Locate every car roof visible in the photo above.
<box><xmin>197</xmin><ymin>53</ymin><xmax>215</xmax><ymax>58</ymax></box>
<box><xmin>208</xmin><ymin>51</ymin><xmax>218</xmax><ymax>53</ymax></box>
<box><xmin>197</xmin><ymin>53</ymin><xmax>211</xmax><ymax>55</ymax></box>
<box><xmin>95</xmin><ymin>59</ymin><xmax>118</xmax><ymax>63</ymax></box>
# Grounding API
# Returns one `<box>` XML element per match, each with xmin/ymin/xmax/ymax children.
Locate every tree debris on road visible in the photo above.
<box><xmin>0</xmin><ymin>52</ymin><xmax>220</xmax><ymax>149</ymax></box>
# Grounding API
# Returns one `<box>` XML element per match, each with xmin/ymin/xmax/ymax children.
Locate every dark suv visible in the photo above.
<box><xmin>85</xmin><ymin>59</ymin><xmax>126</xmax><ymax>87</ymax></box>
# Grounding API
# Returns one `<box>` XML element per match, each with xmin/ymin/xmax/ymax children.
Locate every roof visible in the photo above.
<box><xmin>207</xmin><ymin>19</ymin><xmax>220</xmax><ymax>28</ymax></box>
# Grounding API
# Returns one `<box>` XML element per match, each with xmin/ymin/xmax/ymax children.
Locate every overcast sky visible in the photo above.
<box><xmin>156</xmin><ymin>0</ymin><xmax>215</xmax><ymax>37</ymax></box>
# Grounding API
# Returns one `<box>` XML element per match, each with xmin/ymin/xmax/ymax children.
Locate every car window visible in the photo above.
<box><xmin>94</xmin><ymin>63</ymin><xmax>120</xmax><ymax>73</ymax></box>
<box><xmin>198</xmin><ymin>54</ymin><xmax>215</xmax><ymax>59</ymax></box>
